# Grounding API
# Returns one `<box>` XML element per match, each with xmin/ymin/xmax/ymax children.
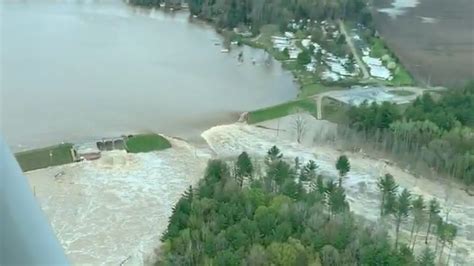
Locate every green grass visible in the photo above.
<box><xmin>299</xmin><ymin>83</ymin><xmax>329</xmax><ymax>98</ymax></box>
<box><xmin>15</xmin><ymin>144</ymin><xmax>74</xmax><ymax>172</ymax></box>
<box><xmin>370</xmin><ymin>37</ymin><xmax>390</xmax><ymax>58</ymax></box>
<box><xmin>281</xmin><ymin>60</ymin><xmax>301</xmax><ymax>71</ymax></box>
<box><xmin>247</xmin><ymin>98</ymin><xmax>317</xmax><ymax>124</ymax></box>
<box><xmin>368</xmin><ymin>37</ymin><xmax>414</xmax><ymax>86</ymax></box>
<box><xmin>391</xmin><ymin>67</ymin><xmax>414</xmax><ymax>86</ymax></box>
<box><xmin>125</xmin><ymin>134</ymin><xmax>171</xmax><ymax>153</ymax></box>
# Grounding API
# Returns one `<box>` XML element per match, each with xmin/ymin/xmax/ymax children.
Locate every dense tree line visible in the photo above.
<box><xmin>129</xmin><ymin>0</ymin><xmax>182</xmax><ymax>8</ymax></box>
<box><xmin>343</xmin><ymin>83</ymin><xmax>474</xmax><ymax>184</ymax></box>
<box><xmin>186</xmin><ymin>0</ymin><xmax>370</xmax><ymax>31</ymax></box>
<box><xmin>157</xmin><ymin>146</ymin><xmax>450</xmax><ymax>265</ymax></box>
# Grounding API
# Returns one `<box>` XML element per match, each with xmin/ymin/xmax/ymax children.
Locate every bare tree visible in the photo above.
<box><xmin>292</xmin><ymin>109</ymin><xmax>308</xmax><ymax>144</ymax></box>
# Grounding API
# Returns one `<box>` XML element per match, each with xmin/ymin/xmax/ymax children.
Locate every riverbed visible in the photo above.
<box><xmin>373</xmin><ymin>0</ymin><xmax>474</xmax><ymax>87</ymax></box>
<box><xmin>0</xmin><ymin>0</ymin><xmax>297</xmax><ymax>151</ymax></box>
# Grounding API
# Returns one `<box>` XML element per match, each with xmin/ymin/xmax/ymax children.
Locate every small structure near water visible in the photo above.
<box><xmin>73</xmin><ymin>137</ymin><xmax>126</xmax><ymax>161</ymax></box>
<box><xmin>74</xmin><ymin>142</ymin><xmax>101</xmax><ymax>161</ymax></box>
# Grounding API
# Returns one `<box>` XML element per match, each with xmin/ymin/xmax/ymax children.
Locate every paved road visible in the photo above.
<box><xmin>312</xmin><ymin>86</ymin><xmax>443</xmax><ymax>119</ymax></box>
<box><xmin>338</xmin><ymin>20</ymin><xmax>370</xmax><ymax>79</ymax></box>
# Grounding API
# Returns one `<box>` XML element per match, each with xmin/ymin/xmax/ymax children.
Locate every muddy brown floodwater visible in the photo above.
<box><xmin>0</xmin><ymin>0</ymin><xmax>297</xmax><ymax>151</ymax></box>
<box><xmin>373</xmin><ymin>0</ymin><xmax>474</xmax><ymax>87</ymax></box>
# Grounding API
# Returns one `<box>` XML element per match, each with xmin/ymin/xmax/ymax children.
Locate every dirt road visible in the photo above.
<box><xmin>338</xmin><ymin>20</ymin><xmax>370</xmax><ymax>79</ymax></box>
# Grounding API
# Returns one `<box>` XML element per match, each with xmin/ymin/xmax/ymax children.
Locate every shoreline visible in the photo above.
<box><xmin>7</xmin><ymin>5</ymin><xmax>423</xmax><ymax>160</ymax></box>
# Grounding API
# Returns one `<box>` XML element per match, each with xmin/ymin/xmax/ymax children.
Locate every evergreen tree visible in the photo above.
<box><xmin>328</xmin><ymin>186</ymin><xmax>348</xmax><ymax>216</ymax></box>
<box><xmin>444</xmin><ymin>223</ymin><xmax>458</xmax><ymax>265</ymax></box>
<box><xmin>300</xmin><ymin>160</ymin><xmax>318</xmax><ymax>182</ymax></box>
<box><xmin>316</xmin><ymin>175</ymin><xmax>325</xmax><ymax>194</ymax></box>
<box><xmin>160</xmin><ymin>147</ymin><xmax>418</xmax><ymax>265</ymax></box>
<box><xmin>409</xmin><ymin>195</ymin><xmax>426</xmax><ymax>250</ymax></box>
<box><xmin>377</xmin><ymin>174</ymin><xmax>399</xmax><ymax>217</ymax></box>
<box><xmin>265</xmin><ymin>145</ymin><xmax>283</xmax><ymax>165</ymax></box>
<box><xmin>425</xmin><ymin>198</ymin><xmax>441</xmax><ymax>244</ymax></box>
<box><xmin>418</xmin><ymin>247</ymin><xmax>436</xmax><ymax>266</ymax></box>
<box><xmin>393</xmin><ymin>189</ymin><xmax>411</xmax><ymax>250</ymax></box>
<box><xmin>335</xmin><ymin>155</ymin><xmax>350</xmax><ymax>187</ymax></box>
<box><xmin>236</xmin><ymin>151</ymin><xmax>254</xmax><ymax>187</ymax></box>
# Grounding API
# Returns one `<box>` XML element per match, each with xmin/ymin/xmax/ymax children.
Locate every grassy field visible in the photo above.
<box><xmin>299</xmin><ymin>83</ymin><xmax>326</xmax><ymax>98</ymax></box>
<box><xmin>15</xmin><ymin>144</ymin><xmax>74</xmax><ymax>172</ymax></box>
<box><xmin>247</xmin><ymin>98</ymin><xmax>317</xmax><ymax>124</ymax></box>
<box><xmin>125</xmin><ymin>134</ymin><xmax>171</xmax><ymax>153</ymax></box>
<box><xmin>370</xmin><ymin>38</ymin><xmax>388</xmax><ymax>58</ymax></box>
<box><xmin>391</xmin><ymin>66</ymin><xmax>413</xmax><ymax>86</ymax></box>
<box><xmin>369</xmin><ymin>37</ymin><xmax>414</xmax><ymax>86</ymax></box>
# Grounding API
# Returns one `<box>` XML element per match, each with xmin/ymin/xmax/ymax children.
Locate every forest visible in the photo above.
<box><xmin>186</xmin><ymin>0</ymin><xmax>370</xmax><ymax>30</ymax></box>
<box><xmin>129</xmin><ymin>0</ymin><xmax>371</xmax><ymax>31</ymax></box>
<box><xmin>157</xmin><ymin>147</ymin><xmax>456</xmax><ymax>265</ymax></box>
<box><xmin>340</xmin><ymin>82</ymin><xmax>474</xmax><ymax>185</ymax></box>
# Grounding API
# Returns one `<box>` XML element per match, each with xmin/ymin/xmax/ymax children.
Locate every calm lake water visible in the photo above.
<box><xmin>0</xmin><ymin>0</ymin><xmax>297</xmax><ymax>151</ymax></box>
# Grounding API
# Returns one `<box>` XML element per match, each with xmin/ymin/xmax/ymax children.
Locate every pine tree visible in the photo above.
<box><xmin>335</xmin><ymin>155</ymin><xmax>350</xmax><ymax>187</ymax></box>
<box><xmin>327</xmin><ymin>184</ymin><xmax>348</xmax><ymax>216</ymax></box>
<box><xmin>316</xmin><ymin>175</ymin><xmax>325</xmax><ymax>194</ymax></box>
<box><xmin>418</xmin><ymin>247</ymin><xmax>436</xmax><ymax>266</ymax></box>
<box><xmin>410</xmin><ymin>195</ymin><xmax>426</xmax><ymax>251</ymax></box>
<box><xmin>393</xmin><ymin>189</ymin><xmax>411</xmax><ymax>250</ymax></box>
<box><xmin>425</xmin><ymin>198</ymin><xmax>441</xmax><ymax>244</ymax></box>
<box><xmin>265</xmin><ymin>146</ymin><xmax>283</xmax><ymax>165</ymax></box>
<box><xmin>300</xmin><ymin>160</ymin><xmax>318</xmax><ymax>182</ymax></box>
<box><xmin>444</xmin><ymin>223</ymin><xmax>458</xmax><ymax>265</ymax></box>
<box><xmin>236</xmin><ymin>151</ymin><xmax>253</xmax><ymax>187</ymax></box>
<box><xmin>377</xmin><ymin>174</ymin><xmax>399</xmax><ymax>217</ymax></box>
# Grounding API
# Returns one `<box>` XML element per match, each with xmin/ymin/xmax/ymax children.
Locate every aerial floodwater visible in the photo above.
<box><xmin>373</xmin><ymin>0</ymin><xmax>474</xmax><ymax>87</ymax></box>
<box><xmin>0</xmin><ymin>0</ymin><xmax>297</xmax><ymax>151</ymax></box>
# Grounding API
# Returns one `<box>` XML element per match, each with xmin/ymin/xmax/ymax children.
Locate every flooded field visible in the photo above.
<box><xmin>203</xmin><ymin>117</ymin><xmax>474</xmax><ymax>264</ymax></box>
<box><xmin>0</xmin><ymin>0</ymin><xmax>297</xmax><ymax>151</ymax></box>
<box><xmin>373</xmin><ymin>0</ymin><xmax>474</xmax><ymax>87</ymax></box>
<box><xmin>26</xmin><ymin>116</ymin><xmax>473</xmax><ymax>264</ymax></box>
<box><xmin>26</xmin><ymin>138</ymin><xmax>211</xmax><ymax>265</ymax></box>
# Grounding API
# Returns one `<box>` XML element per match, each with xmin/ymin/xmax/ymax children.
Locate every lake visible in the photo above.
<box><xmin>0</xmin><ymin>0</ymin><xmax>297</xmax><ymax>151</ymax></box>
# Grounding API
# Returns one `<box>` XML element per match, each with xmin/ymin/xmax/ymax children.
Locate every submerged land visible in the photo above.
<box><xmin>27</xmin><ymin>116</ymin><xmax>474</xmax><ymax>265</ymax></box>
<box><xmin>3</xmin><ymin>0</ymin><xmax>473</xmax><ymax>265</ymax></box>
